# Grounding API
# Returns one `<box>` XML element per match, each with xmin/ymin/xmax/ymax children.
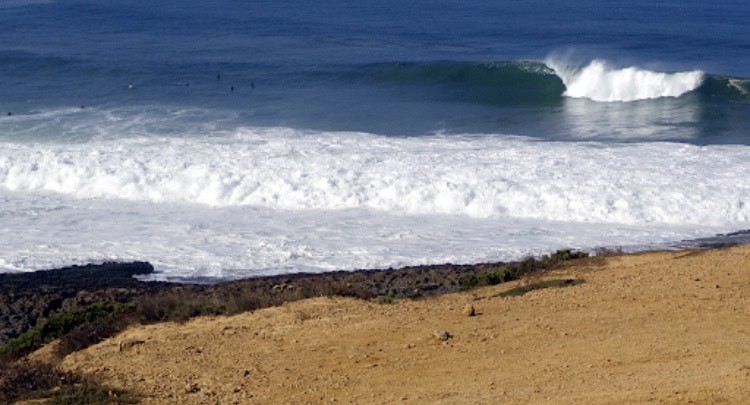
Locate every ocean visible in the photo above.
<box><xmin>1</xmin><ymin>0</ymin><xmax>748</xmax><ymax>281</ymax></box>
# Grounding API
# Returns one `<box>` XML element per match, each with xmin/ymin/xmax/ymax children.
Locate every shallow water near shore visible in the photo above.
<box><xmin>1</xmin><ymin>0</ymin><xmax>748</xmax><ymax>281</ymax></box>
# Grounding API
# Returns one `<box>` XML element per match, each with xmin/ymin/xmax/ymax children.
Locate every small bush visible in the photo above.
<box><xmin>0</xmin><ymin>360</ymin><xmax>137</xmax><ymax>404</ymax></box>
<box><xmin>54</xmin><ymin>314</ymin><xmax>132</xmax><ymax>358</ymax></box>
<box><xmin>550</xmin><ymin>249</ymin><xmax>588</xmax><ymax>262</ymax></box>
<box><xmin>133</xmin><ymin>289</ymin><xmax>226</xmax><ymax>323</ymax></box>
<box><xmin>460</xmin><ymin>266</ymin><xmax>512</xmax><ymax>289</ymax></box>
<box><xmin>375</xmin><ymin>293</ymin><xmax>397</xmax><ymax>304</ymax></box>
<box><xmin>0</xmin><ymin>302</ymin><xmax>131</xmax><ymax>361</ymax></box>
<box><xmin>223</xmin><ymin>292</ymin><xmax>263</xmax><ymax>316</ymax></box>
<box><xmin>459</xmin><ymin>249</ymin><xmax>588</xmax><ymax>291</ymax></box>
<box><xmin>0</xmin><ymin>361</ymin><xmax>79</xmax><ymax>403</ymax></box>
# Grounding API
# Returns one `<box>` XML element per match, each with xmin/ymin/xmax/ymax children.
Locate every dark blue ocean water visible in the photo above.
<box><xmin>2</xmin><ymin>0</ymin><xmax>749</xmax><ymax>142</ymax></box>
<box><xmin>1</xmin><ymin>0</ymin><xmax>749</xmax><ymax>279</ymax></box>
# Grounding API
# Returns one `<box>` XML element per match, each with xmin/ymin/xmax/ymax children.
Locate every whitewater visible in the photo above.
<box><xmin>547</xmin><ymin>59</ymin><xmax>705</xmax><ymax>102</ymax></box>
<box><xmin>1</xmin><ymin>123</ymin><xmax>748</xmax><ymax>280</ymax></box>
<box><xmin>2</xmin><ymin>128</ymin><xmax>749</xmax><ymax>223</ymax></box>
<box><xmin>2</xmin><ymin>0</ymin><xmax>749</xmax><ymax>281</ymax></box>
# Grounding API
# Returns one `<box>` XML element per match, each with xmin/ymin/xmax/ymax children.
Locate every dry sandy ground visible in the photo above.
<box><xmin>54</xmin><ymin>246</ymin><xmax>750</xmax><ymax>404</ymax></box>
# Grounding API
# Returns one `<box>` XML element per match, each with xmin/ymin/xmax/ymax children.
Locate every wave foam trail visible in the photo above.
<box><xmin>548</xmin><ymin>59</ymin><xmax>704</xmax><ymax>102</ymax></box>
<box><xmin>1</xmin><ymin>129</ymin><xmax>749</xmax><ymax>226</ymax></box>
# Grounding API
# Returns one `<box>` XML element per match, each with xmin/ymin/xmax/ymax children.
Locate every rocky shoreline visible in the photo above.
<box><xmin>0</xmin><ymin>262</ymin><xmax>167</xmax><ymax>344</ymax></box>
<box><xmin>4</xmin><ymin>230</ymin><xmax>750</xmax><ymax>346</ymax></box>
<box><xmin>0</xmin><ymin>258</ymin><xmax>524</xmax><ymax>346</ymax></box>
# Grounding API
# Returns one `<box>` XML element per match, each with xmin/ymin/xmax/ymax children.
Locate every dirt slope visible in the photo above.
<box><xmin>60</xmin><ymin>246</ymin><xmax>750</xmax><ymax>404</ymax></box>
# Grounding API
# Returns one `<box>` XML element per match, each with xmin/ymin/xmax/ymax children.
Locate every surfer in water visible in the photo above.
<box><xmin>728</xmin><ymin>79</ymin><xmax>748</xmax><ymax>95</ymax></box>
<box><xmin>128</xmin><ymin>82</ymin><xmax>134</xmax><ymax>90</ymax></box>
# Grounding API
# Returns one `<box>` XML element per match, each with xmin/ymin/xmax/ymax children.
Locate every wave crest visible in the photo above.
<box><xmin>547</xmin><ymin>59</ymin><xmax>704</xmax><ymax>102</ymax></box>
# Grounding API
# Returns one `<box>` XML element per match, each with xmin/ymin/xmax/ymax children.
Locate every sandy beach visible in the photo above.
<box><xmin>19</xmin><ymin>245</ymin><xmax>743</xmax><ymax>404</ymax></box>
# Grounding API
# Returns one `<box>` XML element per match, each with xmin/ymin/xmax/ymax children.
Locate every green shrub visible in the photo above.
<box><xmin>460</xmin><ymin>265</ymin><xmax>512</xmax><ymax>289</ymax></box>
<box><xmin>0</xmin><ymin>302</ymin><xmax>131</xmax><ymax>361</ymax></box>
<box><xmin>133</xmin><ymin>290</ymin><xmax>226</xmax><ymax>323</ymax></box>
<box><xmin>459</xmin><ymin>249</ymin><xmax>588</xmax><ymax>291</ymax></box>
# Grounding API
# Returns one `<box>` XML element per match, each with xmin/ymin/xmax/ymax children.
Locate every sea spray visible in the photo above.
<box><xmin>547</xmin><ymin>59</ymin><xmax>704</xmax><ymax>102</ymax></box>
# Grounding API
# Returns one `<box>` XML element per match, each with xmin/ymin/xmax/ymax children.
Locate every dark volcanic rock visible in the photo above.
<box><xmin>0</xmin><ymin>262</ymin><xmax>157</xmax><ymax>293</ymax></box>
<box><xmin>0</xmin><ymin>259</ymin><xmax>513</xmax><ymax>346</ymax></box>
<box><xmin>213</xmin><ymin>262</ymin><xmax>500</xmax><ymax>302</ymax></box>
<box><xmin>0</xmin><ymin>262</ymin><xmax>167</xmax><ymax>344</ymax></box>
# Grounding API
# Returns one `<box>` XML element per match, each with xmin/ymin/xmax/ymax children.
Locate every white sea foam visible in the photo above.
<box><xmin>0</xmin><ymin>128</ymin><xmax>748</xmax><ymax>280</ymax></box>
<box><xmin>0</xmin><ymin>188</ymin><xmax>734</xmax><ymax>281</ymax></box>
<box><xmin>548</xmin><ymin>59</ymin><xmax>704</xmax><ymax>102</ymax></box>
<box><xmin>0</xmin><ymin>129</ymin><xmax>747</xmax><ymax>224</ymax></box>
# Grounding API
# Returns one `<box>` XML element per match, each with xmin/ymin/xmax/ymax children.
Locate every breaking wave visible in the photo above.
<box><xmin>0</xmin><ymin>128</ymin><xmax>748</xmax><ymax>225</ymax></box>
<box><xmin>547</xmin><ymin>59</ymin><xmax>704</xmax><ymax>102</ymax></box>
<box><xmin>371</xmin><ymin>59</ymin><xmax>746</xmax><ymax>104</ymax></box>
